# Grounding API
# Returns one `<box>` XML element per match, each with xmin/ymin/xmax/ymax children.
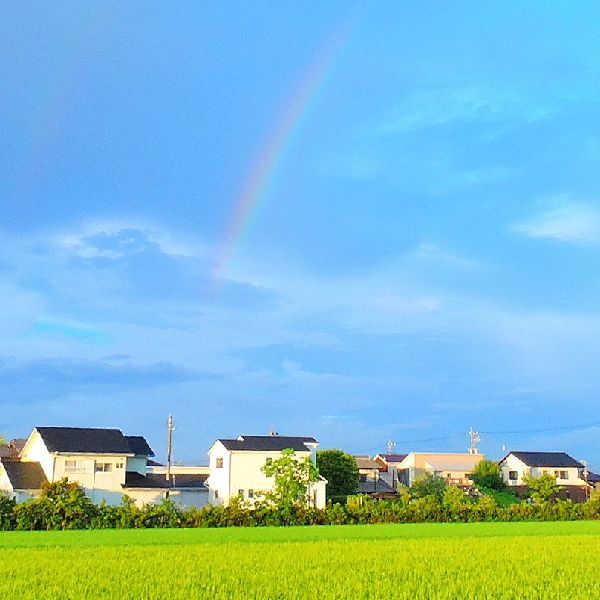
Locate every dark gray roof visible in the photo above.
<box><xmin>0</xmin><ymin>445</ymin><xmax>15</xmax><ymax>459</ymax></box>
<box><xmin>218</xmin><ymin>437</ymin><xmax>312</xmax><ymax>452</ymax></box>
<box><xmin>123</xmin><ymin>471</ymin><xmax>208</xmax><ymax>490</ymax></box>
<box><xmin>1</xmin><ymin>459</ymin><xmax>47</xmax><ymax>490</ymax></box>
<box><xmin>240</xmin><ymin>435</ymin><xmax>318</xmax><ymax>444</ymax></box>
<box><xmin>358</xmin><ymin>479</ymin><xmax>396</xmax><ymax>495</ymax></box>
<box><xmin>586</xmin><ymin>471</ymin><xmax>600</xmax><ymax>483</ymax></box>
<box><xmin>36</xmin><ymin>427</ymin><xmax>154</xmax><ymax>456</ymax></box>
<box><xmin>507</xmin><ymin>451</ymin><xmax>583</xmax><ymax>468</ymax></box>
<box><xmin>125</xmin><ymin>436</ymin><xmax>155</xmax><ymax>457</ymax></box>
<box><xmin>377</xmin><ymin>453</ymin><xmax>408</xmax><ymax>463</ymax></box>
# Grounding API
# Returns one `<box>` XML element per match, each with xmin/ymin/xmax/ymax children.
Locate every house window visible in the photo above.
<box><xmin>216</xmin><ymin>458</ymin><xmax>223</xmax><ymax>468</ymax></box>
<box><xmin>265</xmin><ymin>457</ymin><xmax>272</xmax><ymax>466</ymax></box>
<box><xmin>95</xmin><ymin>463</ymin><xmax>112</xmax><ymax>473</ymax></box>
<box><xmin>64</xmin><ymin>460</ymin><xmax>84</xmax><ymax>473</ymax></box>
<box><xmin>116</xmin><ymin>462</ymin><xmax>124</xmax><ymax>469</ymax></box>
<box><xmin>214</xmin><ymin>490</ymin><xmax>219</xmax><ymax>499</ymax></box>
<box><xmin>238</xmin><ymin>489</ymin><xmax>244</xmax><ymax>498</ymax></box>
<box><xmin>508</xmin><ymin>471</ymin><xmax>518</xmax><ymax>481</ymax></box>
<box><xmin>248</xmin><ymin>489</ymin><xmax>254</xmax><ymax>499</ymax></box>
<box><xmin>556</xmin><ymin>470</ymin><xmax>568</xmax><ymax>480</ymax></box>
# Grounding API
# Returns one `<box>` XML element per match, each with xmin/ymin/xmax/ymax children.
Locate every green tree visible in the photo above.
<box><xmin>262</xmin><ymin>448</ymin><xmax>320</xmax><ymax>511</ymax></box>
<box><xmin>523</xmin><ymin>473</ymin><xmax>559</xmax><ymax>503</ymax></box>
<box><xmin>316</xmin><ymin>449</ymin><xmax>359</xmax><ymax>504</ymax></box>
<box><xmin>471</xmin><ymin>459</ymin><xmax>506</xmax><ymax>491</ymax></box>
<box><xmin>410</xmin><ymin>472</ymin><xmax>447</xmax><ymax>500</ymax></box>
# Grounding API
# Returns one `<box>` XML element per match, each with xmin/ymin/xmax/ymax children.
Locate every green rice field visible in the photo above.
<box><xmin>2</xmin><ymin>522</ymin><xmax>600</xmax><ymax>599</ymax></box>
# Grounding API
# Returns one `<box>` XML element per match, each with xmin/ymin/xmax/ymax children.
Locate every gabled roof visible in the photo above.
<box><xmin>354</xmin><ymin>456</ymin><xmax>381</xmax><ymax>470</ymax></box>
<box><xmin>123</xmin><ymin>471</ymin><xmax>208</xmax><ymax>490</ymax></box>
<box><xmin>217</xmin><ymin>436</ymin><xmax>312</xmax><ymax>452</ymax></box>
<box><xmin>358</xmin><ymin>479</ymin><xmax>396</xmax><ymax>495</ymax></box>
<box><xmin>1</xmin><ymin>459</ymin><xmax>47</xmax><ymax>490</ymax></box>
<box><xmin>239</xmin><ymin>435</ymin><xmax>318</xmax><ymax>445</ymax></box>
<box><xmin>125</xmin><ymin>436</ymin><xmax>155</xmax><ymax>457</ymax></box>
<box><xmin>376</xmin><ymin>453</ymin><xmax>408</xmax><ymax>463</ymax></box>
<box><xmin>36</xmin><ymin>427</ymin><xmax>135</xmax><ymax>455</ymax></box>
<box><xmin>586</xmin><ymin>471</ymin><xmax>600</xmax><ymax>483</ymax></box>
<box><xmin>504</xmin><ymin>451</ymin><xmax>584</xmax><ymax>469</ymax></box>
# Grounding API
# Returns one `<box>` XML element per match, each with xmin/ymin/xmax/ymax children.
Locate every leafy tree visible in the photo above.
<box><xmin>471</xmin><ymin>459</ymin><xmax>506</xmax><ymax>491</ymax></box>
<box><xmin>316</xmin><ymin>449</ymin><xmax>359</xmax><ymax>504</ymax></box>
<box><xmin>262</xmin><ymin>448</ymin><xmax>320</xmax><ymax>511</ymax></box>
<box><xmin>410</xmin><ymin>472</ymin><xmax>447</xmax><ymax>500</ymax></box>
<box><xmin>523</xmin><ymin>473</ymin><xmax>559</xmax><ymax>503</ymax></box>
<box><xmin>14</xmin><ymin>478</ymin><xmax>98</xmax><ymax>530</ymax></box>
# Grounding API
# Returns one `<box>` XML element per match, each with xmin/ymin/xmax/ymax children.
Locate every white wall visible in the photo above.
<box><xmin>208</xmin><ymin>443</ymin><xmax>321</xmax><ymax>507</ymax></box>
<box><xmin>500</xmin><ymin>455</ymin><xmax>585</xmax><ymax>486</ymax></box>
<box><xmin>20</xmin><ymin>430</ymin><xmax>54</xmax><ymax>481</ymax></box>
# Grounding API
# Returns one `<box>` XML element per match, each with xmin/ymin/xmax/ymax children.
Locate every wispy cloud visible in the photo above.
<box><xmin>515</xmin><ymin>198</ymin><xmax>600</xmax><ymax>245</ymax></box>
<box><xmin>378</xmin><ymin>86</ymin><xmax>553</xmax><ymax>135</ymax></box>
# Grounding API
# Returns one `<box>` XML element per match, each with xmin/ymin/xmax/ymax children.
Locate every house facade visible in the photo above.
<box><xmin>0</xmin><ymin>427</ymin><xmax>207</xmax><ymax>507</ymax></box>
<box><xmin>396</xmin><ymin>452</ymin><xmax>485</xmax><ymax>487</ymax></box>
<box><xmin>499</xmin><ymin>451</ymin><xmax>589</xmax><ymax>501</ymax></box>
<box><xmin>207</xmin><ymin>435</ymin><xmax>327</xmax><ymax>508</ymax></box>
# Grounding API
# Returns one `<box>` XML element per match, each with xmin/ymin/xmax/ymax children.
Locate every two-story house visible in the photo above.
<box><xmin>207</xmin><ymin>434</ymin><xmax>327</xmax><ymax>507</ymax></box>
<box><xmin>499</xmin><ymin>451</ymin><xmax>589</xmax><ymax>502</ymax></box>
<box><xmin>14</xmin><ymin>426</ymin><xmax>155</xmax><ymax>505</ymax></box>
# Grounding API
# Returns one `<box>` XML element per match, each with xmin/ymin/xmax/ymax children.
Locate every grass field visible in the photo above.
<box><xmin>2</xmin><ymin>522</ymin><xmax>600</xmax><ymax>599</ymax></box>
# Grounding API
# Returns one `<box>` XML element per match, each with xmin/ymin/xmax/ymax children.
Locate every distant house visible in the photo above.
<box><xmin>499</xmin><ymin>451</ymin><xmax>589</xmax><ymax>502</ymax></box>
<box><xmin>395</xmin><ymin>452</ymin><xmax>485</xmax><ymax>487</ymax></box>
<box><xmin>0</xmin><ymin>458</ymin><xmax>47</xmax><ymax>503</ymax></box>
<box><xmin>354</xmin><ymin>456</ymin><xmax>396</xmax><ymax>498</ymax></box>
<box><xmin>0</xmin><ymin>426</ymin><xmax>207</xmax><ymax>508</ymax></box>
<box><xmin>374</xmin><ymin>453</ymin><xmax>408</xmax><ymax>488</ymax></box>
<box><xmin>207</xmin><ymin>434</ymin><xmax>327</xmax><ymax>508</ymax></box>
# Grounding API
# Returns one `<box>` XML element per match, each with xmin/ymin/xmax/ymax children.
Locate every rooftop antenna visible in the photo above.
<box><xmin>166</xmin><ymin>414</ymin><xmax>175</xmax><ymax>483</ymax></box>
<box><xmin>387</xmin><ymin>439</ymin><xmax>396</xmax><ymax>455</ymax></box>
<box><xmin>468</xmin><ymin>428</ymin><xmax>480</xmax><ymax>455</ymax></box>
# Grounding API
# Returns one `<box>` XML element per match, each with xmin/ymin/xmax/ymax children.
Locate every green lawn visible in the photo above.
<box><xmin>2</xmin><ymin>522</ymin><xmax>600</xmax><ymax>598</ymax></box>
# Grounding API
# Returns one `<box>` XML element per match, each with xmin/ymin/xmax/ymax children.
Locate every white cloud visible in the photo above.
<box><xmin>378</xmin><ymin>86</ymin><xmax>553</xmax><ymax>135</ymax></box>
<box><xmin>515</xmin><ymin>199</ymin><xmax>600</xmax><ymax>245</ymax></box>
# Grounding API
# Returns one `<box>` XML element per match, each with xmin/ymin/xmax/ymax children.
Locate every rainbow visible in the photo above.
<box><xmin>211</xmin><ymin>4</ymin><xmax>367</xmax><ymax>287</ymax></box>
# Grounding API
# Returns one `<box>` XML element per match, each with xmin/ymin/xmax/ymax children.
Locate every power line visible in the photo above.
<box><xmin>395</xmin><ymin>421</ymin><xmax>600</xmax><ymax>447</ymax></box>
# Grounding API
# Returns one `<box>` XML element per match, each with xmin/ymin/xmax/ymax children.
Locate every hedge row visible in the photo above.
<box><xmin>3</xmin><ymin>479</ymin><xmax>600</xmax><ymax>531</ymax></box>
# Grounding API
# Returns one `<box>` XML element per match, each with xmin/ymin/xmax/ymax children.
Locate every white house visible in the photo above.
<box><xmin>1</xmin><ymin>426</ymin><xmax>207</xmax><ymax>507</ymax></box>
<box><xmin>395</xmin><ymin>452</ymin><xmax>485</xmax><ymax>487</ymax></box>
<box><xmin>207</xmin><ymin>434</ymin><xmax>327</xmax><ymax>508</ymax></box>
<box><xmin>499</xmin><ymin>451</ymin><xmax>589</xmax><ymax>501</ymax></box>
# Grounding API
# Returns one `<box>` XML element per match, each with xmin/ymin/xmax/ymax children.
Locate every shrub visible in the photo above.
<box><xmin>471</xmin><ymin>460</ymin><xmax>506</xmax><ymax>491</ymax></box>
<box><xmin>0</xmin><ymin>493</ymin><xmax>16</xmax><ymax>530</ymax></box>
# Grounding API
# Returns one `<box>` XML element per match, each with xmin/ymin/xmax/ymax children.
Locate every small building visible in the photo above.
<box><xmin>374</xmin><ymin>453</ymin><xmax>408</xmax><ymax>488</ymax></box>
<box><xmin>353</xmin><ymin>455</ymin><xmax>396</xmax><ymax>498</ymax></box>
<box><xmin>207</xmin><ymin>434</ymin><xmax>327</xmax><ymax>508</ymax></box>
<box><xmin>0</xmin><ymin>458</ymin><xmax>47</xmax><ymax>503</ymax></box>
<box><xmin>499</xmin><ymin>451</ymin><xmax>589</xmax><ymax>502</ymax></box>
<box><xmin>396</xmin><ymin>452</ymin><xmax>485</xmax><ymax>487</ymax></box>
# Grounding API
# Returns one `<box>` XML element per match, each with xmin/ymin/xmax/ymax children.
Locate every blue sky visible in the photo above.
<box><xmin>2</xmin><ymin>2</ymin><xmax>600</xmax><ymax>466</ymax></box>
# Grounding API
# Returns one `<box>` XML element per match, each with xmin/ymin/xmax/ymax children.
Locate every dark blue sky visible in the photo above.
<box><xmin>2</xmin><ymin>2</ymin><xmax>600</xmax><ymax>466</ymax></box>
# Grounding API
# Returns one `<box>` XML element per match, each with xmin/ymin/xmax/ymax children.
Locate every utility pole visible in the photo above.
<box><xmin>166</xmin><ymin>414</ymin><xmax>175</xmax><ymax>484</ymax></box>
<box><xmin>468</xmin><ymin>428</ymin><xmax>480</xmax><ymax>455</ymax></box>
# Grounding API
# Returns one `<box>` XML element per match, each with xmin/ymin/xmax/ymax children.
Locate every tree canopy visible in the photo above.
<box><xmin>471</xmin><ymin>459</ymin><xmax>506</xmax><ymax>491</ymax></box>
<box><xmin>262</xmin><ymin>448</ymin><xmax>320</xmax><ymax>510</ymax></box>
<box><xmin>316</xmin><ymin>449</ymin><xmax>359</xmax><ymax>504</ymax></box>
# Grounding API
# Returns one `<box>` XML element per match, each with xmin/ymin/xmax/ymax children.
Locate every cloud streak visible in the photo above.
<box><xmin>515</xmin><ymin>198</ymin><xmax>600</xmax><ymax>245</ymax></box>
